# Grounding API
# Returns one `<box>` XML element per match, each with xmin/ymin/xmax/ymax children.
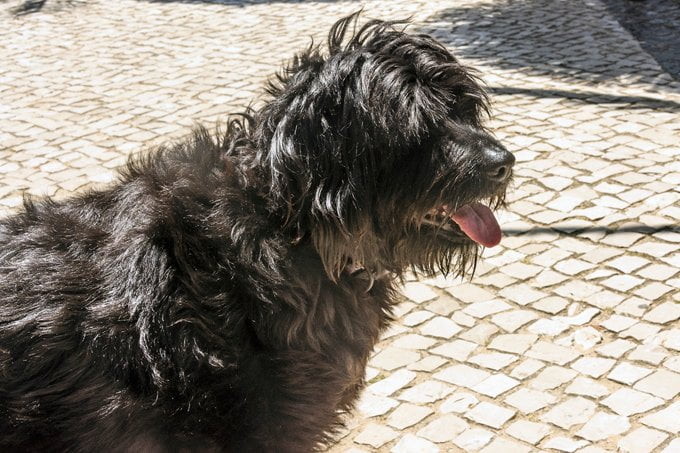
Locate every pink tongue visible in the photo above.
<box><xmin>450</xmin><ymin>203</ymin><xmax>502</xmax><ymax>247</ymax></box>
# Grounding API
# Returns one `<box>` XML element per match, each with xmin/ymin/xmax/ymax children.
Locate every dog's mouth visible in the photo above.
<box><xmin>423</xmin><ymin>202</ymin><xmax>502</xmax><ymax>247</ymax></box>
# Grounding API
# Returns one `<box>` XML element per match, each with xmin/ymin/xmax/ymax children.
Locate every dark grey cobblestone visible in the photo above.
<box><xmin>601</xmin><ymin>0</ymin><xmax>680</xmax><ymax>81</ymax></box>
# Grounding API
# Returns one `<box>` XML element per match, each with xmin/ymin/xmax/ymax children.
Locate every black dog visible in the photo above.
<box><xmin>0</xmin><ymin>13</ymin><xmax>513</xmax><ymax>452</ymax></box>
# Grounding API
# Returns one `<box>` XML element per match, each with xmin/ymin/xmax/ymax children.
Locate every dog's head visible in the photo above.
<box><xmin>254</xmin><ymin>13</ymin><xmax>514</xmax><ymax>279</ymax></box>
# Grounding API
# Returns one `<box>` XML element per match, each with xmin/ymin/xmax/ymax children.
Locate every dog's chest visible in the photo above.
<box><xmin>314</xmin><ymin>276</ymin><xmax>393</xmax><ymax>370</ymax></box>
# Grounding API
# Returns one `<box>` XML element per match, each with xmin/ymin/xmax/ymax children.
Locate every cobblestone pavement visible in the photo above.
<box><xmin>600</xmin><ymin>0</ymin><xmax>680</xmax><ymax>80</ymax></box>
<box><xmin>2</xmin><ymin>0</ymin><xmax>679</xmax><ymax>452</ymax></box>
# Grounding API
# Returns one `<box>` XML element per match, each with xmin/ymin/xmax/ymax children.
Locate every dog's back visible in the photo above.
<box><xmin>0</xmin><ymin>131</ymin><xmax>241</xmax><ymax>449</ymax></box>
<box><xmin>0</xmin><ymin>166</ymin><xmax>161</xmax><ymax>449</ymax></box>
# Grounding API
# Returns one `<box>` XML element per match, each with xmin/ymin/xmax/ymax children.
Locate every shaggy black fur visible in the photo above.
<box><xmin>0</xmin><ymin>13</ymin><xmax>514</xmax><ymax>452</ymax></box>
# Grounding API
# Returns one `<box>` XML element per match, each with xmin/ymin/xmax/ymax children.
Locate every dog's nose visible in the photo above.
<box><xmin>483</xmin><ymin>146</ymin><xmax>515</xmax><ymax>182</ymax></box>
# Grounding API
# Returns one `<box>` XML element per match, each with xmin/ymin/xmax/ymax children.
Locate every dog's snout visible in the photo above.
<box><xmin>483</xmin><ymin>147</ymin><xmax>515</xmax><ymax>183</ymax></box>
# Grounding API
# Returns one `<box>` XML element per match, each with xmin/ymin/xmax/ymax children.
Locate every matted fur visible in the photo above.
<box><xmin>0</xmin><ymin>13</ymin><xmax>512</xmax><ymax>452</ymax></box>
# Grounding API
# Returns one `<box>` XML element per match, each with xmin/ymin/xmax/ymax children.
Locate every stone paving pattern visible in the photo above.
<box><xmin>1</xmin><ymin>0</ymin><xmax>679</xmax><ymax>452</ymax></box>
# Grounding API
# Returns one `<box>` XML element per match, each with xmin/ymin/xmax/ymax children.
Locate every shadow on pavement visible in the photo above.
<box><xmin>11</xmin><ymin>0</ymin><xmax>47</xmax><ymax>14</ymax></box>
<box><xmin>9</xmin><ymin>0</ymin><xmax>343</xmax><ymax>15</ymax></box>
<box><xmin>490</xmin><ymin>86</ymin><xmax>680</xmax><ymax>112</ymax></box>
<box><xmin>504</xmin><ymin>224</ymin><xmax>679</xmax><ymax>236</ymax></box>
<box><xmin>600</xmin><ymin>0</ymin><xmax>680</xmax><ymax>81</ymax></box>
<box><xmin>424</xmin><ymin>0</ymin><xmax>667</xmax><ymax>85</ymax></box>
<box><xmin>9</xmin><ymin>0</ymin><xmax>85</xmax><ymax>15</ymax></box>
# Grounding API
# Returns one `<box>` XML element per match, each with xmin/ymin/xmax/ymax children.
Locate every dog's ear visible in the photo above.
<box><xmin>256</xmin><ymin>36</ymin><xmax>376</xmax><ymax>216</ymax></box>
<box><xmin>254</xmin><ymin>41</ymin><xmax>383</xmax><ymax>279</ymax></box>
<box><xmin>256</xmin><ymin>90</ymin><xmax>374</xmax><ymax>279</ymax></box>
